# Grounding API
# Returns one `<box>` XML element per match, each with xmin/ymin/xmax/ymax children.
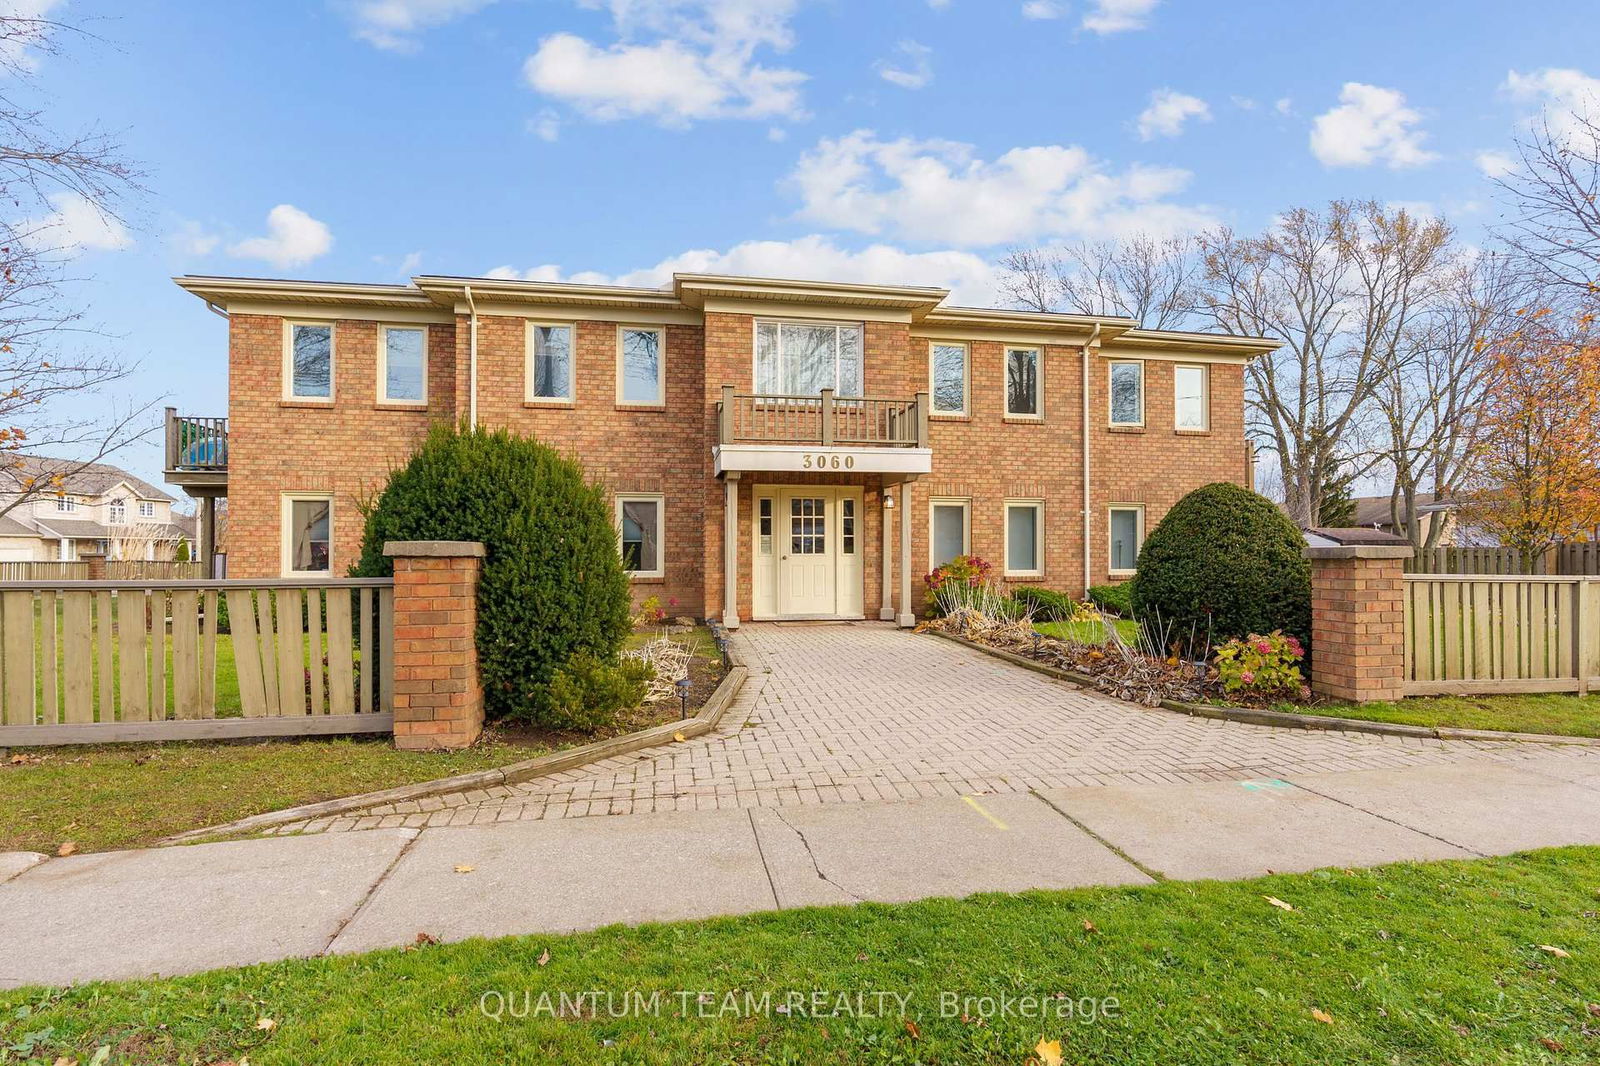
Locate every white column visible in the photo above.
<box><xmin>897</xmin><ymin>479</ymin><xmax>915</xmax><ymax>628</ymax></box>
<box><xmin>879</xmin><ymin>482</ymin><xmax>895</xmax><ymax>621</ymax></box>
<box><xmin>723</xmin><ymin>474</ymin><xmax>741</xmax><ymax>630</ymax></box>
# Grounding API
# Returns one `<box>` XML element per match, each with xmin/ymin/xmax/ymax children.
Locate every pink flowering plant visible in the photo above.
<box><xmin>1213</xmin><ymin>630</ymin><xmax>1306</xmax><ymax>697</ymax></box>
<box><xmin>924</xmin><ymin>555</ymin><xmax>995</xmax><ymax>614</ymax></box>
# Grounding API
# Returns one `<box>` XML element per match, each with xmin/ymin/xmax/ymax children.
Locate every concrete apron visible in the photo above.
<box><xmin>2</xmin><ymin>756</ymin><xmax>1598</xmax><ymax>988</ymax></box>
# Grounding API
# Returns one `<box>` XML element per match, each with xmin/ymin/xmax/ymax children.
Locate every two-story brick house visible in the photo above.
<box><xmin>168</xmin><ymin>272</ymin><xmax>1275</xmax><ymax>627</ymax></box>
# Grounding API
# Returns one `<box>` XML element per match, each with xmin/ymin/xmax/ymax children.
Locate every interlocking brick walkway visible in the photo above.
<box><xmin>268</xmin><ymin>622</ymin><xmax>1587</xmax><ymax>836</ymax></box>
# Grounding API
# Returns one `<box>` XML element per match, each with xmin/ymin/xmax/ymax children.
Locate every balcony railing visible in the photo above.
<box><xmin>164</xmin><ymin>407</ymin><xmax>228</xmax><ymax>472</ymax></box>
<box><xmin>717</xmin><ymin>386</ymin><xmax>929</xmax><ymax>448</ymax></box>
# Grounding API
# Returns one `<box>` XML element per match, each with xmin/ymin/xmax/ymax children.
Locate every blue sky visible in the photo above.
<box><xmin>20</xmin><ymin>0</ymin><xmax>1600</xmax><ymax>494</ymax></box>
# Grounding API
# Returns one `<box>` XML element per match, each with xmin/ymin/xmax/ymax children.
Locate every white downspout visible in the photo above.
<box><xmin>464</xmin><ymin>284</ymin><xmax>479</xmax><ymax>427</ymax></box>
<box><xmin>1082</xmin><ymin>322</ymin><xmax>1100</xmax><ymax>595</ymax></box>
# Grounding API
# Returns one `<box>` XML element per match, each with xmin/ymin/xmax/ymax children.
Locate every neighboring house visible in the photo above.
<box><xmin>169</xmin><ymin>272</ymin><xmax>1278</xmax><ymax>625</ymax></box>
<box><xmin>0</xmin><ymin>455</ymin><xmax>187</xmax><ymax>562</ymax></box>
<box><xmin>1350</xmin><ymin>493</ymin><xmax>1467</xmax><ymax>546</ymax></box>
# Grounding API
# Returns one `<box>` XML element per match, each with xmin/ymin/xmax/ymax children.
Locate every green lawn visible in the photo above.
<box><xmin>2</xmin><ymin>848</ymin><xmax>1597</xmax><ymax>1064</ymax></box>
<box><xmin>1036</xmin><ymin>618</ymin><xmax>1141</xmax><ymax>644</ymax></box>
<box><xmin>1278</xmin><ymin>691</ymin><xmax>1600</xmax><ymax>739</ymax></box>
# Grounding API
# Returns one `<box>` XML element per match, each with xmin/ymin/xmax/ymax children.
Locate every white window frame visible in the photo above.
<box><xmin>1108</xmin><ymin>504</ymin><xmax>1145</xmax><ymax>578</ymax></box>
<box><xmin>615</xmin><ymin>492</ymin><xmax>665</xmax><ymax>579</ymax></box>
<box><xmin>283</xmin><ymin>320</ymin><xmax>336</xmax><ymax>403</ymax></box>
<box><xmin>108</xmin><ymin>497</ymin><xmax>126</xmax><ymax>525</ymax></box>
<box><xmin>927</xmin><ymin>497</ymin><xmax>972</xmax><ymax>572</ymax></box>
<box><xmin>280</xmin><ymin>493</ymin><xmax>334</xmax><ymax>578</ymax></box>
<box><xmin>1173</xmin><ymin>363</ymin><xmax>1208</xmax><ymax>431</ymax></box>
<box><xmin>377</xmin><ymin>324</ymin><xmax>429</xmax><ymax>406</ymax></box>
<box><xmin>138</xmin><ymin>500</ymin><xmax>156</xmax><ymax>519</ymax></box>
<box><xmin>1108</xmin><ymin>359</ymin><xmax>1145</xmax><ymax>427</ymax></box>
<box><xmin>55</xmin><ymin>496</ymin><xmax>77</xmax><ymax>513</ymax></box>
<box><xmin>928</xmin><ymin>342</ymin><xmax>969</xmax><ymax>416</ymax></box>
<box><xmin>616</xmin><ymin>325</ymin><xmax>666</xmax><ymax>407</ymax></box>
<box><xmin>1004</xmin><ymin>346</ymin><xmax>1043</xmax><ymax>419</ymax></box>
<box><xmin>524</xmin><ymin>321</ymin><xmax>577</xmax><ymax>405</ymax></box>
<box><xmin>1003</xmin><ymin>499</ymin><xmax>1045</xmax><ymax>578</ymax></box>
<box><xmin>752</xmin><ymin>318</ymin><xmax>867</xmax><ymax>397</ymax></box>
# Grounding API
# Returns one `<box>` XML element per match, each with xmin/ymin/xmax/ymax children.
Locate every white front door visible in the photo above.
<box><xmin>779</xmin><ymin>492</ymin><xmax>835</xmax><ymax>615</ymax></box>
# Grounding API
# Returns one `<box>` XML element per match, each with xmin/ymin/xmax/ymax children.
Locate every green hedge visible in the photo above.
<box><xmin>1087</xmin><ymin>582</ymin><xmax>1133</xmax><ymax>618</ymax></box>
<box><xmin>1010</xmin><ymin>586</ymin><xmax>1078</xmax><ymax>621</ymax></box>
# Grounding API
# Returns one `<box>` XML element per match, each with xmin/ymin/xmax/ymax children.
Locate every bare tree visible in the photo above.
<box><xmin>1493</xmin><ymin>107</ymin><xmax>1600</xmax><ymax>303</ymax></box>
<box><xmin>998</xmin><ymin>235</ymin><xmax>1203</xmax><ymax>329</ymax></box>
<box><xmin>1199</xmin><ymin>201</ymin><xmax>1454</xmax><ymax>527</ymax></box>
<box><xmin>0</xmin><ymin>13</ymin><xmax>149</xmax><ymax>520</ymax></box>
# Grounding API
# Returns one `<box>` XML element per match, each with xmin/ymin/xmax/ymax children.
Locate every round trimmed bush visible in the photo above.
<box><xmin>352</xmin><ymin>424</ymin><xmax>632</xmax><ymax>724</ymax></box>
<box><xmin>1129</xmin><ymin>482</ymin><xmax>1310</xmax><ymax>653</ymax></box>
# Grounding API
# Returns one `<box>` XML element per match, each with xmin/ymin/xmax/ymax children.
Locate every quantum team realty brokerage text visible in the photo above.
<box><xmin>479</xmin><ymin>989</ymin><xmax>1119</xmax><ymax>1022</ymax></box>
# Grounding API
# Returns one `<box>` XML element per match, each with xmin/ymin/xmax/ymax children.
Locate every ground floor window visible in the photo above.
<box><xmin>1004</xmin><ymin>500</ymin><xmax>1043</xmax><ymax>577</ymax></box>
<box><xmin>929</xmin><ymin>498</ymin><xmax>970</xmax><ymax>570</ymax></box>
<box><xmin>283</xmin><ymin>495</ymin><xmax>332</xmax><ymax>575</ymax></box>
<box><xmin>1109</xmin><ymin>505</ymin><xmax>1144</xmax><ymax>576</ymax></box>
<box><xmin>617</xmin><ymin>494</ymin><xmax>664</xmax><ymax>578</ymax></box>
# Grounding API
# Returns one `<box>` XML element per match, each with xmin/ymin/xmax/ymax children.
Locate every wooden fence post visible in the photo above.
<box><xmin>384</xmin><ymin>540</ymin><xmax>486</xmax><ymax>750</ymax></box>
<box><xmin>1303</xmin><ymin>528</ymin><xmax>1415</xmax><ymax>703</ymax></box>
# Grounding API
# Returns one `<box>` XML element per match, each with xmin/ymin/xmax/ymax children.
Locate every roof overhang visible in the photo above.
<box><xmin>412</xmin><ymin>275</ymin><xmax>684</xmax><ymax>313</ymax></box>
<box><xmin>173</xmin><ymin>276</ymin><xmax>435</xmax><ymax>312</ymax></box>
<box><xmin>1104</xmin><ymin>328</ymin><xmax>1280</xmax><ymax>360</ymax></box>
<box><xmin>673</xmin><ymin>273</ymin><xmax>948</xmax><ymax>317</ymax></box>
<box><xmin>919</xmin><ymin>306</ymin><xmax>1139</xmax><ymax>344</ymax></box>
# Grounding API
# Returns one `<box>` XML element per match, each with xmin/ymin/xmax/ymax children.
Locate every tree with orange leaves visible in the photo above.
<box><xmin>1459</xmin><ymin>308</ymin><xmax>1600</xmax><ymax>568</ymax></box>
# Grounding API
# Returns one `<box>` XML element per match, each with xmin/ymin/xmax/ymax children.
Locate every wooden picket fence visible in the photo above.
<box><xmin>106</xmin><ymin>560</ymin><xmax>206</xmax><ymax>580</ymax></box>
<box><xmin>0</xmin><ymin>579</ymin><xmax>394</xmax><ymax>746</ymax></box>
<box><xmin>1408</xmin><ymin>543</ymin><xmax>1600</xmax><ymax>576</ymax></box>
<box><xmin>0</xmin><ymin>561</ymin><xmax>89</xmax><ymax>582</ymax></box>
<box><xmin>1402</xmin><ymin>575</ymin><xmax>1600</xmax><ymax>695</ymax></box>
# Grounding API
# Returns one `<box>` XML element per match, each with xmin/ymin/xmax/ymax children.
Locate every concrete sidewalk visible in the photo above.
<box><xmin>3</xmin><ymin>753</ymin><xmax>1598</xmax><ymax>989</ymax></box>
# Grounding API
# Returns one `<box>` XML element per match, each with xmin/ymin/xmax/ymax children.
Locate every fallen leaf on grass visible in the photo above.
<box><xmin>903</xmin><ymin>1019</ymin><xmax>920</xmax><ymax>1040</ymax></box>
<box><xmin>453</xmin><ymin>864</ymin><xmax>475</xmax><ymax>874</ymax></box>
<box><xmin>1034</xmin><ymin>1037</ymin><xmax>1063</xmax><ymax>1066</ymax></box>
<box><xmin>1082</xmin><ymin>920</ymin><xmax>1098</xmax><ymax>933</ymax></box>
<box><xmin>1540</xmin><ymin>1037</ymin><xmax>1566</xmax><ymax>1052</ymax></box>
<box><xmin>254</xmin><ymin>1018</ymin><xmax>276</xmax><ymax>1032</ymax></box>
<box><xmin>1538</xmin><ymin>944</ymin><xmax>1571</xmax><ymax>958</ymax></box>
<box><xmin>1264</xmin><ymin>896</ymin><xmax>1294</xmax><ymax>912</ymax></box>
<box><xmin>56</xmin><ymin>841</ymin><xmax>77</xmax><ymax>857</ymax></box>
<box><xmin>1311</xmin><ymin>1008</ymin><xmax>1333</xmax><ymax>1025</ymax></box>
<box><xmin>1587</xmin><ymin>1003</ymin><xmax>1600</xmax><ymax>1017</ymax></box>
<box><xmin>537</xmin><ymin>948</ymin><xmax>550</xmax><ymax>967</ymax></box>
<box><xmin>411</xmin><ymin>932</ymin><xmax>440</xmax><ymax>948</ymax></box>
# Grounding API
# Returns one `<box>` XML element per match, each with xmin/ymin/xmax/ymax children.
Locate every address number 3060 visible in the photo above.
<box><xmin>801</xmin><ymin>453</ymin><xmax>856</xmax><ymax>470</ymax></box>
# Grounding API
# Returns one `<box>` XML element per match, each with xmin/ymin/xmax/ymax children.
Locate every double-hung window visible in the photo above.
<box><xmin>1005</xmin><ymin>347</ymin><xmax>1041</xmax><ymax>417</ymax></box>
<box><xmin>618</xmin><ymin>327</ymin><xmax>665</xmax><ymax>406</ymax></box>
<box><xmin>286</xmin><ymin>322</ymin><xmax>334</xmax><ymax>401</ymax></box>
<box><xmin>56</xmin><ymin>496</ymin><xmax>76</xmax><ymax>513</ymax></box>
<box><xmin>527</xmin><ymin>323</ymin><xmax>575</xmax><ymax>403</ymax></box>
<box><xmin>1109</xmin><ymin>360</ymin><xmax>1144</xmax><ymax>427</ymax></box>
<box><xmin>617</xmin><ymin>494</ymin><xmax>664</xmax><ymax>578</ymax></box>
<box><xmin>108</xmin><ymin>498</ymin><xmax>126</xmax><ymax>525</ymax></box>
<box><xmin>283</xmin><ymin>495</ymin><xmax>332</xmax><ymax>576</ymax></box>
<box><xmin>755</xmin><ymin>320</ymin><xmax>864</xmax><ymax>396</ymax></box>
<box><xmin>1004</xmin><ymin>500</ymin><xmax>1044</xmax><ymax>577</ymax></box>
<box><xmin>1109</xmin><ymin>506</ymin><xmax>1144</xmax><ymax>576</ymax></box>
<box><xmin>138</xmin><ymin>501</ymin><xmax>156</xmax><ymax>519</ymax></box>
<box><xmin>379</xmin><ymin>326</ymin><xmax>427</xmax><ymax>404</ymax></box>
<box><xmin>1174</xmin><ymin>364</ymin><xmax>1207</xmax><ymax>430</ymax></box>
<box><xmin>930</xmin><ymin>343</ymin><xmax>967</xmax><ymax>415</ymax></box>
<box><xmin>929</xmin><ymin>498</ymin><xmax>971</xmax><ymax>570</ymax></box>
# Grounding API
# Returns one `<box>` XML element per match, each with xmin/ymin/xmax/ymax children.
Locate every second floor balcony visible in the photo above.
<box><xmin>162</xmin><ymin>407</ymin><xmax>228</xmax><ymax>495</ymax></box>
<box><xmin>714</xmin><ymin>386</ymin><xmax>932</xmax><ymax>477</ymax></box>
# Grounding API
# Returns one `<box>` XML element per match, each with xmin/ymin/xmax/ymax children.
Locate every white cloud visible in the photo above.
<box><xmin>527</xmin><ymin>109</ymin><xmax>561</xmax><ymax>141</ymax></box>
<box><xmin>226</xmin><ymin>205</ymin><xmax>333</xmax><ymax>268</ymax></box>
<box><xmin>25</xmin><ymin>192</ymin><xmax>132</xmax><ymax>253</ymax></box>
<box><xmin>344</xmin><ymin>0</ymin><xmax>496</xmax><ymax>51</ymax></box>
<box><xmin>488</xmin><ymin>235</ymin><xmax>1002</xmax><ymax>305</ymax></box>
<box><xmin>1136</xmin><ymin>89</ymin><xmax>1211</xmax><ymax>140</ymax></box>
<box><xmin>1230</xmin><ymin>95</ymin><xmax>1257</xmax><ymax>111</ymax></box>
<box><xmin>786</xmin><ymin>129</ymin><xmax>1216</xmax><ymax>247</ymax></box>
<box><xmin>1274</xmin><ymin>97</ymin><xmax>1293</xmax><ymax>116</ymax></box>
<box><xmin>1081</xmin><ymin>0</ymin><xmax>1157</xmax><ymax>34</ymax></box>
<box><xmin>1475</xmin><ymin>149</ymin><xmax>1516</xmax><ymax>178</ymax></box>
<box><xmin>170</xmin><ymin>220</ymin><xmax>220</xmax><ymax>256</ymax></box>
<box><xmin>524</xmin><ymin>1</ymin><xmax>807</xmax><ymax>126</ymax></box>
<box><xmin>875</xmin><ymin>40</ymin><xmax>932</xmax><ymax>90</ymax></box>
<box><xmin>1504</xmin><ymin>67</ymin><xmax>1600</xmax><ymax>140</ymax></box>
<box><xmin>1022</xmin><ymin>1</ymin><xmax>1066</xmax><ymax>18</ymax></box>
<box><xmin>1309</xmin><ymin>83</ymin><xmax>1437</xmax><ymax>168</ymax></box>
<box><xmin>0</xmin><ymin>0</ymin><xmax>64</xmax><ymax>71</ymax></box>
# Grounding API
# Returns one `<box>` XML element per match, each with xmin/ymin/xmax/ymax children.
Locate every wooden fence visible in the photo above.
<box><xmin>0</xmin><ymin>561</ymin><xmax>89</xmax><ymax>582</ymax></box>
<box><xmin>1402</xmin><ymin>575</ymin><xmax>1600</xmax><ymax>695</ymax></box>
<box><xmin>105</xmin><ymin>560</ymin><xmax>206</xmax><ymax>581</ymax></box>
<box><xmin>0</xmin><ymin>579</ymin><xmax>394</xmax><ymax>746</ymax></box>
<box><xmin>1408</xmin><ymin>543</ymin><xmax>1600</xmax><ymax>576</ymax></box>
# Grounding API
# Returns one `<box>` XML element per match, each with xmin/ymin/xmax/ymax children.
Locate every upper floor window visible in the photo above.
<box><xmin>618</xmin><ymin>326</ymin><xmax>664</xmax><ymax>406</ymax></box>
<box><xmin>527</xmin><ymin>323</ymin><xmax>575</xmax><ymax>403</ymax></box>
<box><xmin>56</xmin><ymin>496</ymin><xmax>76</xmax><ymax>513</ymax></box>
<box><xmin>108</xmin><ymin>497</ymin><xmax>126</xmax><ymax>524</ymax></box>
<box><xmin>1110</xmin><ymin>360</ymin><xmax>1144</xmax><ymax>426</ymax></box>
<box><xmin>1174</xmin><ymin>364</ymin><xmax>1208</xmax><ymax>430</ymax></box>
<box><xmin>379</xmin><ymin>326</ymin><xmax>427</xmax><ymax>404</ymax></box>
<box><xmin>930</xmin><ymin>343</ymin><xmax>967</xmax><ymax>415</ymax></box>
<box><xmin>138</xmin><ymin>501</ymin><xmax>156</xmax><ymax>519</ymax></box>
<box><xmin>755</xmin><ymin>320</ymin><xmax>863</xmax><ymax>397</ymax></box>
<box><xmin>286</xmin><ymin>322</ymin><xmax>333</xmax><ymax>400</ymax></box>
<box><xmin>1005</xmin><ymin>347</ymin><xmax>1041</xmax><ymax>418</ymax></box>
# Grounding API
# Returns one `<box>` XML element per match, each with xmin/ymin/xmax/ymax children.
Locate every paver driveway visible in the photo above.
<box><xmin>272</xmin><ymin>621</ymin><xmax>1586</xmax><ymax>836</ymax></box>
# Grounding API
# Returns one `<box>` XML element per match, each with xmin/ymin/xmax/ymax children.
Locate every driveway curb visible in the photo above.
<box><xmin>162</xmin><ymin>638</ymin><xmax>750</xmax><ymax>845</ymax></box>
<box><xmin>925</xmin><ymin>630</ymin><xmax>1600</xmax><ymax>747</ymax></box>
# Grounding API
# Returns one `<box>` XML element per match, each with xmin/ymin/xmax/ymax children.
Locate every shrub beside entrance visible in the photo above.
<box><xmin>352</xmin><ymin>424</ymin><xmax>633</xmax><ymax>727</ymax></box>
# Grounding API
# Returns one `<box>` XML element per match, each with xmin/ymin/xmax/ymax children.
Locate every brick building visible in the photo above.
<box><xmin>167</xmin><ymin>272</ymin><xmax>1276</xmax><ymax>627</ymax></box>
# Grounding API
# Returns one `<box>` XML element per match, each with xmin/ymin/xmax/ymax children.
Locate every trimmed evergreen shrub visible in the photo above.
<box><xmin>352</xmin><ymin>424</ymin><xmax>632</xmax><ymax>724</ymax></box>
<box><xmin>1129</xmin><ymin>482</ymin><xmax>1310</xmax><ymax>653</ymax></box>
<box><xmin>1087</xmin><ymin>582</ymin><xmax>1134</xmax><ymax>618</ymax></box>
<box><xmin>1010</xmin><ymin>586</ymin><xmax>1077</xmax><ymax>621</ymax></box>
<box><xmin>545</xmin><ymin>653</ymin><xmax>653</xmax><ymax>732</ymax></box>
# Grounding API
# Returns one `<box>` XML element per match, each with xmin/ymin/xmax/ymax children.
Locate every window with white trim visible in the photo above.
<box><xmin>527</xmin><ymin>323</ymin><xmax>575</xmax><ymax>402</ymax></box>
<box><xmin>1005</xmin><ymin>347</ymin><xmax>1041</xmax><ymax>417</ymax></box>
<box><xmin>617</xmin><ymin>494</ymin><xmax>664</xmax><ymax>577</ymax></box>
<box><xmin>1109</xmin><ymin>506</ymin><xmax>1144</xmax><ymax>575</ymax></box>
<box><xmin>138</xmin><ymin>500</ymin><xmax>156</xmax><ymax>519</ymax></box>
<box><xmin>1173</xmin><ymin>364</ymin><xmax>1207</xmax><ymax>430</ymax></box>
<box><xmin>618</xmin><ymin>327</ymin><xmax>664</xmax><ymax>406</ymax></box>
<box><xmin>930</xmin><ymin>343</ymin><xmax>967</xmax><ymax>415</ymax></box>
<box><xmin>379</xmin><ymin>325</ymin><xmax>427</xmax><ymax>404</ymax></box>
<box><xmin>755</xmin><ymin>319</ymin><xmax>864</xmax><ymax>396</ymax></box>
<box><xmin>1004</xmin><ymin>500</ymin><xmax>1044</xmax><ymax>576</ymax></box>
<box><xmin>56</xmin><ymin>496</ymin><xmax>76</xmax><ymax>513</ymax></box>
<box><xmin>841</xmin><ymin>497</ymin><xmax>856</xmax><ymax>555</ymax></box>
<box><xmin>1109</xmin><ymin>360</ymin><xmax>1144</xmax><ymax>426</ymax></box>
<box><xmin>286</xmin><ymin>322</ymin><xmax>334</xmax><ymax>400</ymax></box>
<box><xmin>929</xmin><ymin>498</ymin><xmax>971</xmax><ymax>570</ymax></box>
<box><xmin>108</xmin><ymin>497</ymin><xmax>126</xmax><ymax>524</ymax></box>
<box><xmin>283</xmin><ymin>495</ymin><xmax>332</xmax><ymax>575</ymax></box>
<box><xmin>758</xmin><ymin>497</ymin><xmax>774</xmax><ymax>556</ymax></box>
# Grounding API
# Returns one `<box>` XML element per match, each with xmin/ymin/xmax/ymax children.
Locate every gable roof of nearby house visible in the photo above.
<box><xmin>1350</xmin><ymin>494</ymin><xmax>1458</xmax><ymax>528</ymax></box>
<box><xmin>0</xmin><ymin>512</ymin><xmax>36</xmax><ymax>538</ymax></box>
<box><xmin>2</xmin><ymin>454</ymin><xmax>175</xmax><ymax>504</ymax></box>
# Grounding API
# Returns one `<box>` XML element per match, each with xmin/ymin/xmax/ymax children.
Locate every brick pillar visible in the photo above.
<box><xmin>1303</xmin><ymin>532</ymin><xmax>1414</xmax><ymax>703</ymax></box>
<box><xmin>81</xmin><ymin>552</ymin><xmax>107</xmax><ymax>581</ymax></box>
<box><xmin>383</xmin><ymin>540</ymin><xmax>486</xmax><ymax>750</ymax></box>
